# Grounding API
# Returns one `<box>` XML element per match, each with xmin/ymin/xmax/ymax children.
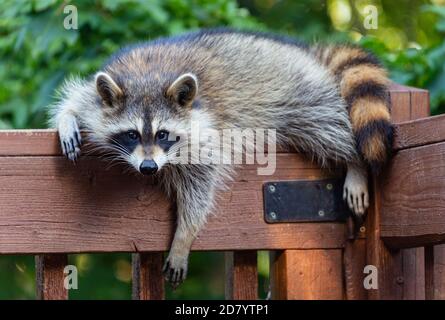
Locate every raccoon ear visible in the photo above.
<box><xmin>95</xmin><ymin>72</ymin><xmax>123</xmax><ymax>107</ymax></box>
<box><xmin>167</xmin><ymin>73</ymin><xmax>198</xmax><ymax>107</ymax></box>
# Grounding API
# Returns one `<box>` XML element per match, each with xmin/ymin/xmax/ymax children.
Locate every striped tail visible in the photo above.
<box><xmin>311</xmin><ymin>44</ymin><xmax>394</xmax><ymax>174</ymax></box>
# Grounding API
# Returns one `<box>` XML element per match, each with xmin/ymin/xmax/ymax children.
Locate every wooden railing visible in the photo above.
<box><xmin>0</xmin><ymin>85</ymin><xmax>444</xmax><ymax>299</ymax></box>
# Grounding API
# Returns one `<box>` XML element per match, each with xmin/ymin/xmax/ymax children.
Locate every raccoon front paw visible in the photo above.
<box><xmin>343</xmin><ymin>164</ymin><xmax>369</xmax><ymax>217</ymax></box>
<box><xmin>58</xmin><ymin>115</ymin><xmax>82</xmax><ymax>162</ymax></box>
<box><xmin>162</xmin><ymin>254</ymin><xmax>188</xmax><ymax>289</ymax></box>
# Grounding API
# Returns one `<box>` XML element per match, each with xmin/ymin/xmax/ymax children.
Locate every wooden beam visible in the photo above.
<box><xmin>380</xmin><ymin>141</ymin><xmax>445</xmax><ymax>248</ymax></box>
<box><xmin>393</xmin><ymin>114</ymin><xmax>445</xmax><ymax>151</ymax></box>
<box><xmin>0</xmin><ymin>154</ymin><xmax>345</xmax><ymax>254</ymax></box>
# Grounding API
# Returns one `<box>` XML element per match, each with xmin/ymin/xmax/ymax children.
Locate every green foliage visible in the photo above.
<box><xmin>0</xmin><ymin>0</ymin><xmax>261</xmax><ymax>129</ymax></box>
<box><xmin>360</xmin><ymin>3</ymin><xmax>445</xmax><ymax>114</ymax></box>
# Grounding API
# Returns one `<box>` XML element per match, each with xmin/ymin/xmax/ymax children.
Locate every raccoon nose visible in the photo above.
<box><xmin>139</xmin><ymin>160</ymin><xmax>158</xmax><ymax>175</ymax></box>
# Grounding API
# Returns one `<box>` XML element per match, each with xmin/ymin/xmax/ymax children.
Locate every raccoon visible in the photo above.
<box><xmin>49</xmin><ymin>29</ymin><xmax>393</xmax><ymax>287</ymax></box>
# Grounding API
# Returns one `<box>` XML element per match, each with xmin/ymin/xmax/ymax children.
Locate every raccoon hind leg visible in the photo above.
<box><xmin>343</xmin><ymin>162</ymin><xmax>369</xmax><ymax>217</ymax></box>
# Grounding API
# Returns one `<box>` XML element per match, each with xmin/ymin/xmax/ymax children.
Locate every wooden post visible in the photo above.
<box><xmin>132</xmin><ymin>252</ymin><xmax>165</xmax><ymax>300</ymax></box>
<box><xmin>35</xmin><ymin>254</ymin><xmax>68</xmax><ymax>300</ymax></box>
<box><xmin>225</xmin><ymin>251</ymin><xmax>258</xmax><ymax>300</ymax></box>
<box><xmin>367</xmin><ymin>86</ymin><xmax>430</xmax><ymax>299</ymax></box>
<box><xmin>366</xmin><ymin>178</ymin><xmax>404</xmax><ymax>299</ymax></box>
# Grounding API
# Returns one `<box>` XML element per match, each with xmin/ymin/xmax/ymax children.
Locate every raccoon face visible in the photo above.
<box><xmin>94</xmin><ymin>71</ymin><xmax>198</xmax><ymax>175</ymax></box>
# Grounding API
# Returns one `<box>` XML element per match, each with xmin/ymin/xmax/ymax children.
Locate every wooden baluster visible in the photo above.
<box><xmin>434</xmin><ymin>245</ymin><xmax>445</xmax><ymax>300</ymax></box>
<box><xmin>225</xmin><ymin>251</ymin><xmax>258</xmax><ymax>300</ymax></box>
<box><xmin>425</xmin><ymin>246</ymin><xmax>435</xmax><ymax>300</ymax></box>
<box><xmin>35</xmin><ymin>254</ymin><xmax>69</xmax><ymax>300</ymax></box>
<box><xmin>132</xmin><ymin>252</ymin><xmax>165</xmax><ymax>300</ymax></box>
<box><xmin>270</xmin><ymin>249</ymin><xmax>343</xmax><ymax>299</ymax></box>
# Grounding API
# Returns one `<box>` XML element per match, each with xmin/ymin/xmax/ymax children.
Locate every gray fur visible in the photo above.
<box><xmin>49</xmin><ymin>30</ymin><xmax>362</xmax><ymax>287</ymax></box>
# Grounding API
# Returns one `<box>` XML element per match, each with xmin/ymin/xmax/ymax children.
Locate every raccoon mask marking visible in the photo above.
<box><xmin>94</xmin><ymin>71</ymin><xmax>198</xmax><ymax>175</ymax></box>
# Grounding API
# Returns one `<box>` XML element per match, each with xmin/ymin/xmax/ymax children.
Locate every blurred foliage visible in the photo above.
<box><xmin>0</xmin><ymin>0</ymin><xmax>261</xmax><ymax>129</ymax></box>
<box><xmin>240</xmin><ymin>0</ymin><xmax>445</xmax><ymax>113</ymax></box>
<box><xmin>0</xmin><ymin>0</ymin><xmax>444</xmax><ymax>299</ymax></box>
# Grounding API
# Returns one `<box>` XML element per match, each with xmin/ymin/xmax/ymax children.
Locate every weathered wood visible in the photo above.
<box><xmin>393</xmin><ymin>114</ymin><xmax>445</xmax><ymax>151</ymax></box>
<box><xmin>225</xmin><ymin>251</ymin><xmax>258</xmax><ymax>300</ymax></box>
<box><xmin>380</xmin><ymin>142</ymin><xmax>445</xmax><ymax>248</ymax></box>
<box><xmin>132</xmin><ymin>252</ymin><xmax>165</xmax><ymax>300</ymax></box>
<box><xmin>270</xmin><ymin>249</ymin><xmax>343</xmax><ymax>299</ymax></box>
<box><xmin>0</xmin><ymin>130</ymin><xmax>59</xmax><ymax>156</ymax></box>
<box><xmin>36</xmin><ymin>254</ymin><xmax>68</xmax><ymax>300</ymax></box>
<box><xmin>0</xmin><ymin>155</ymin><xmax>346</xmax><ymax>254</ymax></box>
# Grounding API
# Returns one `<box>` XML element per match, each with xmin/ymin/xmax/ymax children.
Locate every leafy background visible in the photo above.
<box><xmin>0</xmin><ymin>0</ymin><xmax>444</xmax><ymax>299</ymax></box>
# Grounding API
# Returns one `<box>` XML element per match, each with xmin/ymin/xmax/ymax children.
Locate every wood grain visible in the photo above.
<box><xmin>380</xmin><ymin>142</ymin><xmax>445</xmax><ymax>248</ymax></box>
<box><xmin>132</xmin><ymin>252</ymin><xmax>165</xmax><ymax>300</ymax></box>
<box><xmin>35</xmin><ymin>254</ymin><xmax>68</xmax><ymax>300</ymax></box>
<box><xmin>0</xmin><ymin>155</ymin><xmax>346</xmax><ymax>254</ymax></box>
<box><xmin>366</xmin><ymin>177</ymin><xmax>404</xmax><ymax>300</ymax></box>
<box><xmin>393</xmin><ymin>114</ymin><xmax>445</xmax><ymax>151</ymax></box>
<box><xmin>402</xmin><ymin>248</ymin><xmax>425</xmax><ymax>299</ymax></box>
<box><xmin>0</xmin><ymin>130</ymin><xmax>60</xmax><ymax>156</ymax></box>
<box><xmin>270</xmin><ymin>249</ymin><xmax>343</xmax><ymax>299</ymax></box>
<box><xmin>225</xmin><ymin>251</ymin><xmax>258</xmax><ymax>300</ymax></box>
<box><xmin>343</xmin><ymin>238</ymin><xmax>367</xmax><ymax>300</ymax></box>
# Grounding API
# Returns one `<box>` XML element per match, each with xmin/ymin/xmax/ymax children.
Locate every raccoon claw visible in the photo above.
<box><xmin>343</xmin><ymin>165</ymin><xmax>369</xmax><ymax>217</ymax></box>
<box><xmin>343</xmin><ymin>185</ymin><xmax>368</xmax><ymax>217</ymax></box>
<box><xmin>162</xmin><ymin>255</ymin><xmax>188</xmax><ymax>289</ymax></box>
<box><xmin>58</xmin><ymin>116</ymin><xmax>82</xmax><ymax>162</ymax></box>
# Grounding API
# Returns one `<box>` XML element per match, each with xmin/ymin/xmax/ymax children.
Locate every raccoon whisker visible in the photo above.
<box><xmin>107</xmin><ymin>139</ymin><xmax>131</xmax><ymax>156</ymax></box>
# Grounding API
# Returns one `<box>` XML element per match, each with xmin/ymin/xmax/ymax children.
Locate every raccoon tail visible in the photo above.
<box><xmin>311</xmin><ymin>44</ymin><xmax>394</xmax><ymax>174</ymax></box>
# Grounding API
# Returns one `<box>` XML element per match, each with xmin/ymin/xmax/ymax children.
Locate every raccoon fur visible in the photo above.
<box><xmin>49</xmin><ymin>29</ymin><xmax>393</xmax><ymax>287</ymax></box>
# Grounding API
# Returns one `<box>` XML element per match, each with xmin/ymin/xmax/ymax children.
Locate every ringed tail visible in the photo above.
<box><xmin>312</xmin><ymin>44</ymin><xmax>394</xmax><ymax>174</ymax></box>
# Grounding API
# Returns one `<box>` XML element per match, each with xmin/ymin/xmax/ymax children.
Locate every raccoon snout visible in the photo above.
<box><xmin>139</xmin><ymin>160</ymin><xmax>158</xmax><ymax>175</ymax></box>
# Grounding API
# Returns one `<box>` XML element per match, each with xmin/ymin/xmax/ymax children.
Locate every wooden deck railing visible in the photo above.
<box><xmin>0</xmin><ymin>85</ymin><xmax>444</xmax><ymax>299</ymax></box>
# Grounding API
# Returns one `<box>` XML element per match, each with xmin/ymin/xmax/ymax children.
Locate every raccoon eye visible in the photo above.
<box><xmin>156</xmin><ymin>130</ymin><xmax>169</xmax><ymax>141</ymax></box>
<box><xmin>127</xmin><ymin>130</ymin><xmax>139</xmax><ymax>140</ymax></box>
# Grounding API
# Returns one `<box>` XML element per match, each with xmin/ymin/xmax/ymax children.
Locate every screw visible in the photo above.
<box><xmin>268</xmin><ymin>185</ymin><xmax>276</xmax><ymax>193</ymax></box>
<box><xmin>396</xmin><ymin>276</ymin><xmax>404</xmax><ymax>284</ymax></box>
<box><xmin>326</xmin><ymin>183</ymin><xmax>333</xmax><ymax>191</ymax></box>
<box><xmin>269</xmin><ymin>212</ymin><xmax>277</xmax><ymax>220</ymax></box>
<box><xmin>318</xmin><ymin>210</ymin><xmax>325</xmax><ymax>217</ymax></box>
<box><xmin>360</xmin><ymin>226</ymin><xmax>366</xmax><ymax>233</ymax></box>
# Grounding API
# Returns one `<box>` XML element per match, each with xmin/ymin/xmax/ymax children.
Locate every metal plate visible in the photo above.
<box><xmin>263</xmin><ymin>178</ymin><xmax>351</xmax><ymax>223</ymax></box>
